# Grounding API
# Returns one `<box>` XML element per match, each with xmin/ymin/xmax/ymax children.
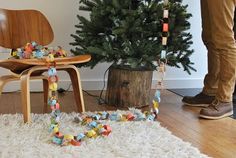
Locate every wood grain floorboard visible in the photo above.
<box><xmin>0</xmin><ymin>90</ymin><xmax>235</xmax><ymax>158</ymax></box>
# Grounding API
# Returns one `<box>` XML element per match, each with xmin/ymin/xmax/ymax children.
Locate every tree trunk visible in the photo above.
<box><xmin>105</xmin><ymin>65</ymin><xmax>153</xmax><ymax>108</ymax></box>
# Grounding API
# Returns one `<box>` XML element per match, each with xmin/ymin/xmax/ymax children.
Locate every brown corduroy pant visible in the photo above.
<box><xmin>201</xmin><ymin>0</ymin><xmax>236</xmax><ymax>102</ymax></box>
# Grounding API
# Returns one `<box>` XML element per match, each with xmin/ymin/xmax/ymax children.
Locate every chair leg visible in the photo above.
<box><xmin>66</xmin><ymin>66</ymin><xmax>85</xmax><ymax>112</ymax></box>
<box><xmin>0</xmin><ymin>75</ymin><xmax>18</xmax><ymax>96</ymax></box>
<box><xmin>20</xmin><ymin>74</ymin><xmax>31</xmax><ymax>123</ymax></box>
<box><xmin>0</xmin><ymin>79</ymin><xmax>4</xmax><ymax>96</ymax></box>
<box><xmin>43</xmin><ymin>78</ymin><xmax>49</xmax><ymax>113</ymax></box>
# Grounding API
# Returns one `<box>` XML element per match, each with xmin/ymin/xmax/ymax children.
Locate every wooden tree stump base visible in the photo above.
<box><xmin>105</xmin><ymin>65</ymin><xmax>153</xmax><ymax>108</ymax></box>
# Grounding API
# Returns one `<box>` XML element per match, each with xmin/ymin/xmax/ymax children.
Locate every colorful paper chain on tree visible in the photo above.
<box><xmin>153</xmin><ymin>0</ymin><xmax>169</xmax><ymax>110</ymax></box>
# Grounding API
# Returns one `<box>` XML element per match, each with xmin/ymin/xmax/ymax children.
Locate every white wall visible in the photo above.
<box><xmin>0</xmin><ymin>0</ymin><xmax>207</xmax><ymax>92</ymax></box>
<box><xmin>162</xmin><ymin>0</ymin><xmax>207</xmax><ymax>88</ymax></box>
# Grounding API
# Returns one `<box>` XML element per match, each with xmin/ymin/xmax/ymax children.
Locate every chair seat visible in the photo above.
<box><xmin>0</xmin><ymin>55</ymin><xmax>91</xmax><ymax>74</ymax></box>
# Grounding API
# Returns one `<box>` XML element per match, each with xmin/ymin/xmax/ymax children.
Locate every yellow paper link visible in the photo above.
<box><xmin>53</xmin><ymin>126</ymin><xmax>59</xmax><ymax>133</ymax></box>
<box><xmin>49</xmin><ymin>83</ymin><xmax>58</xmax><ymax>91</ymax></box>
<box><xmin>46</xmin><ymin>54</ymin><xmax>55</xmax><ymax>62</ymax></box>
<box><xmin>152</xmin><ymin>100</ymin><xmax>159</xmax><ymax>109</ymax></box>
<box><xmin>86</xmin><ymin>130</ymin><xmax>97</xmax><ymax>138</ymax></box>
<box><xmin>64</xmin><ymin>134</ymin><xmax>74</xmax><ymax>140</ymax></box>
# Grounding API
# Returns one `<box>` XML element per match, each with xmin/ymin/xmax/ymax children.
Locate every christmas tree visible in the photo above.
<box><xmin>70</xmin><ymin>0</ymin><xmax>195</xmax><ymax>74</ymax></box>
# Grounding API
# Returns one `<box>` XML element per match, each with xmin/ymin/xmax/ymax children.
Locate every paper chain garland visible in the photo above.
<box><xmin>9</xmin><ymin>1</ymin><xmax>169</xmax><ymax>147</ymax></box>
<box><xmin>154</xmin><ymin>0</ymin><xmax>169</xmax><ymax>105</ymax></box>
<box><xmin>11</xmin><ymin>42</ymin><xmax>67</xmax><ymax>59</ymax></box>
<box><xmin>10</xmin><ymin>42</ymin><xmax>159</xmax><ymax>146</ymax></box>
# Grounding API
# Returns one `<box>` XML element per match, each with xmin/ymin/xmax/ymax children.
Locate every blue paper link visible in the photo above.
<box><xmin>161</xmin><ymin>50</ymin><xmax>167</xmax><ymax>59</ymax></box>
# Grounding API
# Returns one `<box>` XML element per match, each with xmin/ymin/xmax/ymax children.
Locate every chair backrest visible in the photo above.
<box><xmin>0</xmin><ymin>8</ymin><xmax>54</xmax><ymax>49</ymax></box>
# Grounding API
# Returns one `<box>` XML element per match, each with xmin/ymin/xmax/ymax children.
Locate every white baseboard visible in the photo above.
<box><xmin>1</xmin><ymin>78</ymin><xmax>203</xmax><ymax>92</ymax></box>
<box><xmin>82</xmin><ymin>78</ymin><xmax>204</xmax><ymax>90</ymax></box>
<box><xmin>157</xmin><ymin>78</ymin><xmax>204</xmax><ymax>89</ymax></box>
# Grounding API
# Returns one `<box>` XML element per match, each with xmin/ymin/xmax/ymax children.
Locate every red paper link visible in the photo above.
<box><xmin>163</xmin><ymin>23</ymin><xmax>168</xmax><ymax>32</ymax></box>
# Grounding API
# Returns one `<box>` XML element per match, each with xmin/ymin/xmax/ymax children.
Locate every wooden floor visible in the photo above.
<box><xmin>0</xmin><ymin>90</ymin><xmax>236</xmax><ymax>158</ymax></box>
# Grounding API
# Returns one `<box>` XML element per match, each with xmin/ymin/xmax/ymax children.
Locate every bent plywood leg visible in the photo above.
<box><xmin>0</xmin><ymin>75</ymin><xmax>19</xmax><ymax>96</ymax></box>
<box><xmin>43</xmin><ymin>78</ymin><xmax>49</xmax><ymax>113</ymax></box>
<box><xmin>66</xmin><ymin>66</ymin><xmax>85</xmax><ymax>112</ymax></box>
<box><xmin>20</xmin><ymin>74</ymin><xmax>31</xmax><ymax>123</ymax></box>
<box><xmin>0</xmin><ymin>79</ymin><xmax>5</xmax><ymax>96</ymax></box>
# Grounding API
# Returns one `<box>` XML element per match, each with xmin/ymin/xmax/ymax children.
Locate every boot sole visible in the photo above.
<box><xmin>199</xmin><ymin>111</ymin><xmax>233</xmax><ymax>120</ymax></box>
<box><xmin>182</xmin><ymin>101</ymin><xmax>209</xmax><ymax>107</ymax></box>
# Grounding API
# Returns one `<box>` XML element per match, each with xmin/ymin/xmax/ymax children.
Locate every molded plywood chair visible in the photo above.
<box><xmin>0</xmin><ymin>8</ymin><xmax>91</xmax><ymax>123</ymax></box>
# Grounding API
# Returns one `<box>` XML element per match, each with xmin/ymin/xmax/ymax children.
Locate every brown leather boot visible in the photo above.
<box><xmin>182</xmin><ymin>92</ymin><xmax>215</xmax><ymax>107</ymax></box>
<box><xmin>199</xmin><ymin>99</ymin><xmax>233</xmax><ymax>119</ymax></box>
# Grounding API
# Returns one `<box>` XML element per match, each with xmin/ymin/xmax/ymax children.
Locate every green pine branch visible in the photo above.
<box><xmin>71</xmin><ymin>0</ymin><xmax>195</xmax><ymax>74</ymax></box>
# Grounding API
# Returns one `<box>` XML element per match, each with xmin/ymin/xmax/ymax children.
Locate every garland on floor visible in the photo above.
<box><xmin>10</xmin><ymin>0</ymin><xmax>169</xmax><ymax>146</ymax></box>
<box><xmin>10</xmin><ymin>42</ymin><xmax>159</xmax><ymax>146</ymax></box>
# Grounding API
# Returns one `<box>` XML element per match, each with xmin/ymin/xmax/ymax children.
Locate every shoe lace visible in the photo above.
<box><xmin>209</xmin><ymin>99</ymin><xmax>220</xmax><ymax>111</ymax></box>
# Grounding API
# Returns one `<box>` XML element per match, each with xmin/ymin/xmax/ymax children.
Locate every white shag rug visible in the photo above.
<box><xmin>0</xmin><ymin>113</ymin><xmax>209</xmax><ymax>158</ymax></box>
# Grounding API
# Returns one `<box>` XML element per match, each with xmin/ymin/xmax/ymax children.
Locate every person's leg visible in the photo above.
<box><xmin>182</xmin><ymin>0</ymin><xmax>216</xmax><ymax>106</ymax></box>
<box><xmin>200</xmin><ymin>0</ymin><xmax>236</xmax><ymax>119</ymax></box>
<box><xmin>201</xmin><ymin>0</ymin><xmax>220</xmax><ymax>96</ymax></box>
